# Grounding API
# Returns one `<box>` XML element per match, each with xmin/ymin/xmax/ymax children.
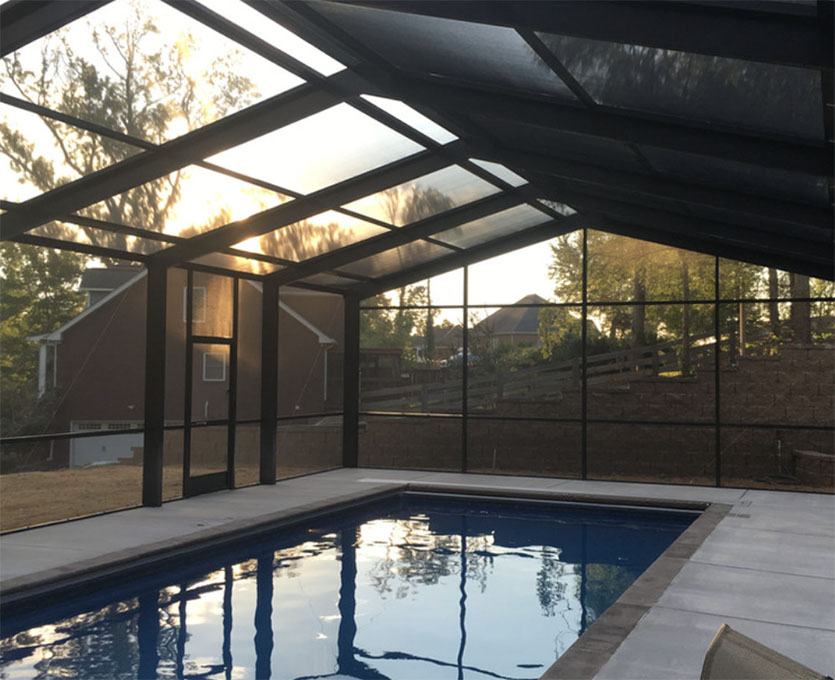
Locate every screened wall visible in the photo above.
<box><xmin>0</xmin><ymin>0</ymin><xmax>832</xmax><ymax>530</ymax></box>
<box><xmin>358</xmin><ymin>231</ymin><xmax>834</xmax><ymax>489</ymax></box>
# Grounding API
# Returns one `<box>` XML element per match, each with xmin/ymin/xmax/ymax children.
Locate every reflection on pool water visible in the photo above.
<box><xmin>0</xmin><ymin>495</ymin><xmax>695</xmax><ymax>679</ymax></box>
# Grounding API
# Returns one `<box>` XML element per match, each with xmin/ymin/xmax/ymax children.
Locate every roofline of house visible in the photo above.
<box><xmin>28</xmin><ymin>270</ymin><xmax>148</xmax><ymax>344</ymax></box>
<box><xmin>246</xmin><ymin>281</ymin><xmax>336</xmax><ymax>345</ymax></box>
<box><xmin>28</xmin><ymin>273</ymin><xmax>337</xmax><ymax>346</ymax></box>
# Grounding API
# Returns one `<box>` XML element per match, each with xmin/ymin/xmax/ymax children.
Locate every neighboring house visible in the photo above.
<box><xmin>472</xmin><ymin>294</ymin><xmax>547</xmax><ymax>349</ymax></box>
<box><xmin>411</xmin><ymin>324</ymin><xmax>464</xmax><ymax>363</ymax></box>
<box><xmin>30</xmin><ymin>267</ymin><xmax>343</xmax><ymax>467</ymax></box>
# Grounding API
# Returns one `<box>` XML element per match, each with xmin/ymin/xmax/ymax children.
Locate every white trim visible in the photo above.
<box><xmin>28</xmin><ymin>270</ymin><xmax>147</xmax><ymax>343</ymax></box>
<box><xmin>183</xmin><ymin>286</ymin><xmax>207</xmax><ymax>323</ymax></box>
<box><xmin>246</xmin><ymin>280</ymin><xmax>336</xmax><ymax>345</ymax></box>
<box><xmin>38</xmin><ymin>343</ymin><xmax>47</xmax><ymax>396</ymax></box>
<box><xmin>203</xmin><ymin>351</ymin><xmax>227</xmax><ymax>382</ymax></box>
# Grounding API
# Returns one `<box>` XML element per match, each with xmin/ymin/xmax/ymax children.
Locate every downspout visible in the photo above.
<box><xmin>38</xmin><ymin>342</ymin><xmax>47</xmax><ymax>397</ymax></box>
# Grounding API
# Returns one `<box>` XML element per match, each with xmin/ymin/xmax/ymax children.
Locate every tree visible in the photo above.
<box><xmin>546</xmin><ymin>230</ymin><xmax>717</xmax><ymax>372</ymax></box>
<box><xmin>0</xmin><ymin>242</ymin><xmax>86</xmax><ymax>436</ymax></box>
<box><xmin>1</xmin><ymin>0</ymin><xmax>258</xmax><ymax>251</ymax></box>
<box><xmin>0</xmin><ymin>1</ymin><xmax>261</xmax><ymax>436</ymax></box>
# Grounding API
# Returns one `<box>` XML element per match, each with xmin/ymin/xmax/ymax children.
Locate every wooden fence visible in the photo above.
<box><xmin>360</xmin><ymin>335</ymin><xmax>715</xmax><ymax>413</ymax></box>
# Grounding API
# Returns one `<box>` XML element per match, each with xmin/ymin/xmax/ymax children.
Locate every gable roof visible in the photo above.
<box><xmin>30</xmin><ymin>273</ymin><xmax>335</xmax><ymax>345</ymax></box>
<box><xmin>476</xmin><ymin>295</ymin><xmax>548</xmax><ymax>336</ymax></box>
<box><xmin>79</xmin><ymin>266</ymin><xmax>144</xmax><ymax>292</ymax></box>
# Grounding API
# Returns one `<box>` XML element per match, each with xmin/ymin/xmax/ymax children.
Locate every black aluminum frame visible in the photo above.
<box><xmin>351</xmin><ymin>228</ymin><xmax>835</xmax><ymax>487</ymax></box>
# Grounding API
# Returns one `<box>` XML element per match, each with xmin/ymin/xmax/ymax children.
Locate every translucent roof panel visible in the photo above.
<box><xmin>538</xmin><ymin>200</ymin><xmax>578</xmax><ymax>216</ymax></box>
<box><xmin>538</xmin><ymin>33</ymin><xmax>824</xmax><ymax>141</ymax></box>
<box><xmin>29</xmin><ymin>221</ymin><xmax>168</xmax><ymax>255</ymax></box>
<box><xmin>314</xmin><ymin>2</ymin><xmax>576</xmax><ymax>99</ymax></box>
<box><xmin>640</xmin><ymin>146</ymin><xmax>830</xmax><ymax>208</ymax></box>
<box><xmin>206</xmin><ymin>103</ymin><xmax>424</xmax><ymax>195</ymax></box>
<box><xmin>343</xmin><ymin>165</ymin><xmax>500</xmax><ymax>226</ymax></box>
<box><xmin>433</xmin><ymin>205</ymin><xmax>549</xmax><ymax>249</ymax></box>
<box><xmin>474</xmin><ymin>116</ymin><xmax>646</xmax><ymax>173</ymax></box>
<box><xmin>338</xmin><ymin>240</ymin><xmax>454</xmax><ymax>279</ymax></box>
<box><xmin>361</xmin><ymin>95</ymin><xmax>457</xmax><ymax>144</ymax></box>
<box><xmin>298</xmin><ymin>272</ymin><xmax>360</xmax><ymax>288</ymax></box>
<box><xmin>469</xmin><ymin>159</ymin><xmax>528</xmax><ymax>187</ymax></box>
<box><xmin>195</xmin><ymin>0</ymin><xmax>345</xmax><ymax>76</ymax></box>
<box><xmin>233</xmin><ymin>210</ymin><xmax>389</xmax><ymax>263</ymax></box>
<box><xmin>0</xmin><ymin>104</ymin><xmax>142</xmax><ymax>203</ymax></box>
<box><xmin>80</xmin><ymin>165</ymin><xmax>289</xmax><ymax>237</ymax></box>
<box><xmin>1</xmin><ymin>0</ymin><xmax>304</xmax><ymax>145</ymax></box>
<box><xmin>190</xmin><ymin>252</ymin><xmax>282</xmax><ymax>275</ymax></box>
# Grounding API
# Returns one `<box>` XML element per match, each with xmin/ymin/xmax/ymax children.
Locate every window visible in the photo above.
<box><xmin>203</xmin><ymin>351</ymin><xmax>227</xmax><ymax>382</ymax></box>
<box><xmin>183</xmin><ymin>286</ymin><xmax>207</xmax><ymax>323</ymax></box>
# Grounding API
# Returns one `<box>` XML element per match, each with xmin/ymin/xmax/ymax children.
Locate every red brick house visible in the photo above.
<box><xmin>30</xmin><ymin>267</ymin><xmax>344</xmax><ymax>467</ymax></box>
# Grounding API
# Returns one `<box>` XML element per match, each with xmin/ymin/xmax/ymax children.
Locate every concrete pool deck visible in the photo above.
<box><xmin>1</xmin><ymin>468</ymin><xmax>833</xmax><ymax>678</ymax></box>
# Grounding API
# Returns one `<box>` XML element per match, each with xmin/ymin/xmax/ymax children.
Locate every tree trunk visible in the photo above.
<box><xmin>767</xmin><ymin>268</ymin><xmax>780</xmax><ymax>339</ymax></box>
<box><xmin>681</xmin><ymin>256</ymin><xmax>692</xmax><ymax>375</ymax></box>
<box><xmin>631</xmin><ymin>269</ymin><xmax>646</xmax><ymax>347</ymax></box>
<box><xmin>789</xmin><ymin>274</ymin><xmax>812</xmax><ymax>344</ymax></box>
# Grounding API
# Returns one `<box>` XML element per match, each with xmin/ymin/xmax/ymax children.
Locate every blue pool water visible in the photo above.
<box><xmin>0</xmin><ymin>493</ymin><xmax>696</xmax><ymax>679</ymax></box>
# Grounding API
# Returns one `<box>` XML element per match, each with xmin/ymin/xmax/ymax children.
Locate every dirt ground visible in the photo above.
<box><xmin>1</xmin><ymin>465</ymin><xmax>830</xmax><ymax>533</ymax></box>
<box><xmin>0</xmin><ymin>464</ymin><xmax>329</xmax><ymax>532</ymax></box>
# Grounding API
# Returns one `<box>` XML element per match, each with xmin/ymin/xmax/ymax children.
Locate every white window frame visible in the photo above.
<box><xmin>183</xmin><ymin>286</ymin><xmax>207</xmax><ymax>323</ymax></box>
<box><xmin>203</xmin><ymin>351</ymin><xmax>227</xmax><ymax>382</ymax></box>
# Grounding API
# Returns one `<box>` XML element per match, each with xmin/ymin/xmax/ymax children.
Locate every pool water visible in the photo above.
<box><xmin>0</xmin><ymin>493</ymin><xmax>695</xmax><ymax>679</ymax></box>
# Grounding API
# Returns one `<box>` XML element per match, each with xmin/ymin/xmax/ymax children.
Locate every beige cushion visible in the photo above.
<box><xmin>701</xmin><ymin>624</ymin><xmax>829</xmax><ymax>680</ymax></box>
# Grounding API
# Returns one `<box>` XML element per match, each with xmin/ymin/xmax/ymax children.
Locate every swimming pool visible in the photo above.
<box><xmin>0</xmin><ymin>493</ymin><xmax>696</xmax><ymax>679</ymax></box>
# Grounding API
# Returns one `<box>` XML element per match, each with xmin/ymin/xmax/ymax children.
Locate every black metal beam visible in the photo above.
<box><xmin>260</xmin><ymin>278</ymin><xmax>278</xmax><ymax>484</ymax></box>
<box><xmin>359</xmin><ymin>77</ymin><xmax>831</xmax><ymax>177</ymax></box>
<box><xmin>142</xmin><ymin>261</ymin><xmax>167</xmax><ymax>506</ymax></box>
<box><xmin>534</xmin><ymin>178</ymin><xmax>831</xmax><ymax>263</ymax></box>
<box><xmin>342</xmin><ymin>294</ymin><xmax>360</xmax><ymax>467</ymax></box>
<box><xmin>476</xmin><ymin>146</ymin><xmax>833</xmax><ymax>232</ymax></box>
<box><xmin>587</xmin><ymin>214</ymin><xmax>834</xmax><ymax>281</ymax></box>
<box><xmin>0</xmin><ymin>83</ymin><xmax>343</xmax><ymax>239</ymax></box>
<box><xmin>11</xmin><ymin>233</ymin><xmax>148</xmax><ymax>263</ymax></box>
<box><xmin>0</xmin><ymin>0</ymin><xmax>111</xmax><ymax>57</ymax></box>
<box><xmin>152</xmin><ymin>144</ymin><xmax>458</xmax><ymax>266</ymax></box>
<box><xmin>351</xmin><ymin>214</ymin><xmax>584</xmax><ymax>298</ymax></box>
<box><xmin>341</xmin><ymin>0</ymin><xmax>825</xmax><ymax>68</ymax></box>
<box><xmin>269</xmin><ymin>191</ymin><xmax>521</xmax><ymax>286</ymax></box>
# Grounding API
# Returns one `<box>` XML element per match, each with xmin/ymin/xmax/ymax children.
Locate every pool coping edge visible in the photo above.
<box><xmin>540</xmin><ymin>501</ymin><xmax>732</xmax><ymax>680</ymax></box>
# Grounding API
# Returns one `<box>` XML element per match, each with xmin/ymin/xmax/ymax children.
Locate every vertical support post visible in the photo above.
<box><xmin>461</xmin><ymin>266</ymin><xmax>469</xmax><ymax>473</ymax></box>
<box><xmin>143</xmin><ymin>261</ymin><xmax>167</xmax><ymax>507</ymax></box>
<box><xmin>581</xmin><ymin>228</ymin><xmax>588</xmax><ymax>480</ymax></box>
<box><xmin>260</xmin><ymin>279</ymin><xmax>278</xmax><ymax>484</ymax></box>
<box><xmin>714</xmin><ymin>257</ymin><xmax>721</xmax><ymax>487</ymax></box>
<box><xmin>227</xmin><ymin>277</ymin><xmax>239</xmax><ymax>489</ymax></box>
<box><xmin>343</xmin><ymin>294</ymin><xmax>360</xmax><ymax>467</ymax></box>
<box><xmin>183</xmin><ymin>269</ymin><xmax>194</xmax><ymax>495</ymax></box>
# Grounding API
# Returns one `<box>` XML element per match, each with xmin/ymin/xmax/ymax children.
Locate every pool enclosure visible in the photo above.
<box><xmin>0</xmin><ymin>0</ymin><xmax>832</xmax><ymax>530</ymax></box>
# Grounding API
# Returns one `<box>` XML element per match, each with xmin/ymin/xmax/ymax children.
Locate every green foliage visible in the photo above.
<box><xmin>360</xmin><ymin>286</ymin><xmax>429</xmax><ymax>356</ymax></box>
<box><xmin>1</xmin><ymin>0</ymin><xmax>258</xmax><ymax>250</ymax></box>
<box><xmin>0</xmin><ymin>243</ymin><xmax>85</xmax><ymax>435</ymax></box>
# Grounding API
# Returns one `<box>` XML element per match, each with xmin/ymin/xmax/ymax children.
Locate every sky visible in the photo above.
<box><xmin>0</xmin><ymin>0</ymin><xmax>566</xmax><ymax>310</ymax></box>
